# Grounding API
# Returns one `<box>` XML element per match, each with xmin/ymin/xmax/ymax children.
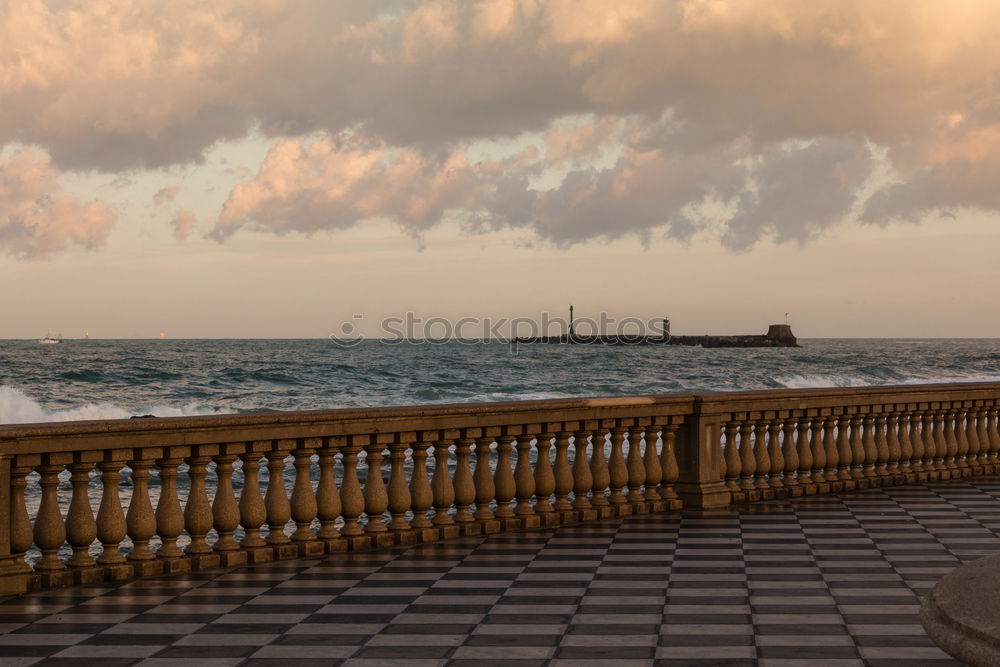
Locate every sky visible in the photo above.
<box><xmin>2</xmin><ymin>0</ymin><xmax>1000</xmax><ymax>339</ymax></box>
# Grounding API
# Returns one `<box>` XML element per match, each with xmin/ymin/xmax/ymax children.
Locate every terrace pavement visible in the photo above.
<box><xmin>2</xmin><ymin>477</ymin><xmax>999</xmax><ymax>666</ymax></box>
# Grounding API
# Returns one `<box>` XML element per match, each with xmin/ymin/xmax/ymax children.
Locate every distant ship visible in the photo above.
<box><xmin>38</xmin><ymin>332</ymin><xmax>63</xmax><ymax>344</ymax></box>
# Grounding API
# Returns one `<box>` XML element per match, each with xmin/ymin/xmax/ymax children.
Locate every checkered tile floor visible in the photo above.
<box><xmin>3</xmin><ymin>477</ymin><xmax>1000</xmax><ymax>666</ymax></box>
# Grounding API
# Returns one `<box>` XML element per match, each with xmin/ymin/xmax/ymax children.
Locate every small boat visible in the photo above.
<box><xmin>38</xmin><ymin>332</ymin><xmax>62</xmax><ymax>344</ymax></box>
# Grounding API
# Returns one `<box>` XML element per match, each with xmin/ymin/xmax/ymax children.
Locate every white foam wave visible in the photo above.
<box><xmin>775</xmin><ymin>374</ymin><xmax>877</xmax><ymax>389</ymax></box>
<box><xmin>774</xmin><ymin>372</ymin><xmax>1000</xmax><ymax>389</ymax></box>
<box><xmin>0</xmin><ymin>385</ymin><xmax>230</xmax><ymax>425</ymax></box>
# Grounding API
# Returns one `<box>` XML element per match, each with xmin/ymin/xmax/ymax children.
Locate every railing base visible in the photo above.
<box><xmin>0</xmin><ymin>569</ymin><xmax>28</xmax><ymax>596</ymax></box>
<box><xmin>675</xmin><ymin>481</ymin><xmax>731</xmax><ymax>508</ymax></box>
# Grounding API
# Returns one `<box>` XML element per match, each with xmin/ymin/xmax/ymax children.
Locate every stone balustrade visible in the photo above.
<box><xmin>1</xmin><ymin>382</ymin><xmax>999</xmax><ymax>596</ymax></box>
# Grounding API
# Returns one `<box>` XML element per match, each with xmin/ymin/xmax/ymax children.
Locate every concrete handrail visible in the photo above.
<box><xmin>1</xmin><ymin>381</ymin><xmax>998</xmax><ymax>596</ymax></box>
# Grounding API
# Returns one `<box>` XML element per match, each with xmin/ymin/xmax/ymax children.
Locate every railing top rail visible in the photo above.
<box><xmin>0</xmin><ymin>393</ymin><xmax>696</xmax><ymax>455</ymax></box>
<box><xmin>2</xmin><ymin>381</ymin><xmax>999</xmax><ymax>455</ymax></box>
<box><xmin>696</xmin><ymin>381</ymin><xmax>1000</xmax><ymax>412</ymax></box>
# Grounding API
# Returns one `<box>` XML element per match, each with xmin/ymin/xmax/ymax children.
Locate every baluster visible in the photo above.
<box><xmin>822</xmin><ymin>416</ymin><xmax>839</xmax><ymax>482</ymax></box>
<box><xmin>975</xmin><ymin>408</ymin><xmax>990</xmax><ymax>469</ymax></box>
<box><xmin>533</xmin><ymin>433</ymin><xmax>556</xmax><ymax>515</ymax></box>
<box><xmin>155</xmin><ymin>458</ymin><xmax>184</xmax><ymax>560</ymax></box>
<box><xmin>338</xmin><ymin>441</ymin><xmax>365</xmax><ymax>537</ymax></box>
<box><xmin>886</xmin><ymin>413</ymin><xmax>902</xmax><ymax>476</ymax></box>
<box><xmin>988</xmin><ymin>408</ymin><xmax>1000</xmax><ymax>466</ymax></box>
<box><xmin>592</xmin><ymin>428</ymin><xmax>611</xmax><ymax>508</ymax></box>
<box><xmin>553</xmin><ymin>432</ymin><xmax>574</xmax><ymax>512</ymax></box>
<box><xmin>514</xmin><ymin>435</ymin><xmax>537</xmax><ymax>517</ymax></box>
<box><xmin>264</xmin><ymin>448</ymin><xmax>293</xmax><ymax>544</ymax></box>
<box><xmin>626</xmin><ymin>426</ymin><xmax>647</xmax><ymax>502</ymax></box>
<box><xmin>724</xmin><ymin>421</ymin><xmax>742</xmax><ymax>490</ymax></box>
<box><xmin>9</xmin><ymin>465</ymin><xmax>33</xmax><ymax>572</ymax></box>
<box><xmin>453</xmin><ymin>437</ymin><xmax>476</xmax><ymax>525</ymax></box>
<box><xmin>432</xmin><ymin>440</ymin><xmax>456</xmax><ymax>526</ymax></box>
<box><xmin>494</xmin><ymin>436</ymin><xmax>517</xmax><ymax>520</ymax></box>
<box><xmin>571</xmin><ymin>431</ymin><xmax>595</xmax><ymax>509</ymax></box>
<box><xmin>933</xmin><ymin>410</ymin><xmax>948</xmax><ymax>473</ymax></box>
<box><xmin>967</xmin><ymin>408</ymin><xmax>983</xmax><ymax>471</ymax></box>
<box><xmin>810</xmin><ymin>416</ymin><xmax>826</xmax><ymax>486</ymax></box>
<box><xmin>96</xmin><ymin>461</ymin><xmax>127</xmax><ymax>565</ymax></box>
<box><xmin>363</xmin><ymin>439</ymin><xmax>389</xmax><ymax>534</ymax></box>
<box><xmin>797</xmin><ymin>417</ymin><xmax>814</xmax><ymax>487</ymax></box>
<box><xmin>34</xmin><ymin>463</ymin><xmax>67</xmax><ymax>572</ymax></box>
<box><xmin>660</xmin><ymin>424</ymin><xmax>680</xmax><ymax>501</ymax></box>
<box><xmin>739</xmin><ymin>420</ymin><xmax>756</xmax><ymax>491</ymax></box>
<box><xmin>473</xmin><ymin>436</ymin><xmax>496</xmax><ymax>521</ymax></box>
<box><xmin>316</xmin><ymin>442</ymin><xmax>342</xmax><ymax>541</ymax></box>
<box><xmin>387</xmin><ymin>438</ymin><xmax>412</xmax><ymax>532</ymax></box>
<box><xmin>184</xmin><ymin>456</ymin><xmax>213</xmax><ymax>554</ymax></box>
<box><xmin>955</xmin><ymin>408</ymin><xmax>970</xmax><ymax>471</ymax></box>
<box><xmin>753</xmin><ymin>419</ymin><xmax>771</xmax><ymax>490</ymax></box>
<box><xmin>861</xmin><ymin>415</ymin><xmax>877</xmax><ymax>479</ymax></box>
<box><xmin>836</xmin><ymin>414</ymin><xmax>852</xmax><ymax>481</ymax></box>
<box><xmin>126</xmin><ymin>460</ymin><xmax>156</xmax><ymax>562</ymax></box>
<box><xmin>608</xmin><ymin>428</ymin><xmax>628</xmax><ymax>505</ymax></box>
<box><xmin>922</xmin><ymin>412</ymin><xmax>938</xmax><ymax>473</ymax></box>
<box><xmin>849</xmin><ymin>415</ymin><xmax>865</xmax><ymax>480</ymax></box>
<box><xmin>767</xmin><ymin>419</ymin><xmax>784</xmax><ymax>489</ymax></box>
<box><xmin>874</xmin><ymin>414</ymin><xmax>889</xmax><ymax>477</ymax></box>
<box><xmin>782</xmin><ymin>418</ymin><xmax>800</xmax><ymax>488</ymax></box>
<box><xmin>410</xmin><ymin>439</ymin><xmax>434</xmax><ymax>532</ymax></box>
<box><xmin>642</xmin><ymin>424</ymin><xmax>662</xmax><ymax>501</ymax></box>
<box><xmin>238</xmin><ymin>453</ymin><xmax>268</xmax><ymax>547</ymax></box>
<box><xmin>943</xmin><ymin>409</ymin><xmax>959</xmax><ymax>471</ymax></box>
<box><xmin>290</xmin><ymin>446</ymin><xmax>319</xmax><ymax>542</ymax></box>
<box><xmin>66</xmin><ymin>462</ymin><xmax>97</xmax><ymax>569</ymax></box>
<box><xmin>910</xmin><ymin>412</ymin><xmax>926</xmax><ymax>473</ymax></box>
<box><xmin>213</xmin><ymin>454</ymin><xmax>241</xmax><ymax>552</ymax></box>
<box><xmin>897</xmin><ymin>412</ymin><xmax>913</xmax><ymax>474</ymax></box>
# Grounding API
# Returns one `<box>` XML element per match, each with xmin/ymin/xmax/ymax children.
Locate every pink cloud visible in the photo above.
<box><xmin>0</xmin><ymin>149</ymin><xmax>116</xmax><ymax>259</ymax></box>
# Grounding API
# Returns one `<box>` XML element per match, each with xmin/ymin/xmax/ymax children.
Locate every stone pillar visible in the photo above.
<box><xmin>155</xmin><ymin>458</ymin><xmax>187</xmax><ymax>570</ymax></box>
<box><xmin>493</xmin><ymin>435</ymin><xmax>518</xmax><ymax>529</ymax></box>
<box><xmin>514</xmin><ymin>435</ymin><xmax>538</xmax><ymax>523</ymax></box>
<box><xmin>431</xmin><ymin>439</ymin><xmax>458</xmax><ymax>538</ymax></box>
<box><xmin>0</xmin><ymin>454</ymin><xmax>29</xmax><ymax>595</ymax></box>
<box><xmin>409</xmin><ymin>438</ymin><xmax>436</xmax><ymax>541</ymax></box>
<box><xmin>65</xmin><ymin>462</ymin><xmax>97</xmax><ymax>571</ymax></box>
<box><xmin>238</xmin><ymin>453</ymin><xmax>270</xmax><ymax>561</ymax></box>
<box><xmin>738</xmin><ymin>420</ymin><xmax>756</xmax><ymax>492</ymax></box>
<box><xmin>290</xmin><ymin>446</ymin><xmax>321</xmax><ymax>552</ymax></box>
<box><xmin>723</xmin><ymin>421</ymin><xmax>741</xmax><ymax>491</ymax></box>
<box><xmin>591</xmin><ymin>428</ymin><xmax>612</xmax><ymax>514</ymax></box>
<box><xmin>607</xmin><ymin>428</ymin><xmax>628</xmax><ymax>509</ymax></box>
<box><xmin>672</xmin><ymin>401</ymin><xmax>731</xmax><ymax>508</ymax></box>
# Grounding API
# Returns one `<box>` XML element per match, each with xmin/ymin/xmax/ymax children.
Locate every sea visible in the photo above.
<box><xmin>3</xmin><ymin>338</ymin><xmax>1000</xmax><ymax>425</ymax></box>
<box><xmin>4</xmin><ymin>337</ymin><xmax>1000</xmax><ymax>560</ymax></box>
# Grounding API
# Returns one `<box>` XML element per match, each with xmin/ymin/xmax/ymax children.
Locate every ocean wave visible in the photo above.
<box><xmin>774</xmin><ymin>372</ymin><xmax>1000</xmax><ymax>389</ymax></box>
<box><xmin>0</xmin><ymin>385</ymin><xmax>231</xmax><ymax>425</ymax></box>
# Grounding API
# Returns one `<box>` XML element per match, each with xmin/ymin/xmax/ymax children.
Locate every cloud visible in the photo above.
<box><xmin>153</xmin><ymin>186</ymin><xmax>180</xmax><ymax>206</ymax></box>
<box><xmin>213</xmin><ymin>136</ymin><xmax>482</xmax><ymax>239</ymax></box>
<box><xmin>211</xmin><ymin>130</ymin><xmax>745</xmax><ymax>246</ymax></box>
<box><xmin>6</xmin><ymin>0</ymin><xmax>1000</xmax><ymax>249</ymax></box>
<box><xmin>171</xmin><ymin>210</ymin><xmax>196</xmax><ymax>241</ymax></box>
<box><xmin>722</xmin><ymin>137</ymin><xmax>874</xmax><ymax>250</ymax></box>
<box><xmin>0</xmin><ymin>149</ymin><xmax>116</xmax><ymax>259</ymax></box>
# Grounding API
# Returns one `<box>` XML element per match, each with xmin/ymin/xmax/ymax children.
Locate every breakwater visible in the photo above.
<box><xmin>515</xmin><ymin>324</ymin><xmax>799</xmax><ymax>347</ymax></box>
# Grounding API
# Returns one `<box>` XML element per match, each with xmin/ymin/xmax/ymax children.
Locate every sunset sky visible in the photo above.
<box><xmin>2</xmin><ymin>0</ymin><xmax>1000</xmax><ymax>338</ymax></box>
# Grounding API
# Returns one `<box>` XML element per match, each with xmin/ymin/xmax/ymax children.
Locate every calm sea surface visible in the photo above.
<box><xmin>3</xmin><ymin>338</ymin><xmax>1000</xmax><ymax>425</ymax></box>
